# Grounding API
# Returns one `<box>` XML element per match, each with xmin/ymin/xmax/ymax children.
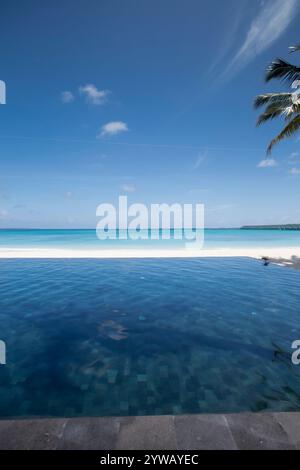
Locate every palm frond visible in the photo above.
<box><xmin>257</xmin><ymin>104</ymin><xmax>289</xmax><ymax>126</ymax></box>
<box><xmin>289</xmin><ymin>45</ymin><xmax>300</xmax><ymax>53</ymax></box>
<box><xmin>255</xmin><ymin>44</ymin><xmax>300</xmax><ymax>153</ymax></box>
<box><xmin>267</xmin><ymin>114</ymin><xmax>300</xmax><ymax>154</ymax></box>
<box><xmin>257</xmin><ymin>102</ymin><xmax>300</xmax><ymax>126</ymax></box>
<box><xmin>284</xmin><ymin>103</ymin><xmax>300</xmax><ymax>120</ymax></box>
<box><xmin>254</xmin><ymin>93</ymin><xmax>292</xmax><ymax>109</ymax></box>
<box><xmin>283</xmin><ymin>104</ymin><xmax>300</xmax><ymax>121</ymax></box>
<box><xmin>265</xmin><ymin>59</ymin><xmax>300</xmax><ymax>83</ymax></box>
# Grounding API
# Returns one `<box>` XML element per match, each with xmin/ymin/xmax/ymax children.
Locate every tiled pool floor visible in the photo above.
<box><xmin>0</xmin><ymin>258</ymin><xmax>300</xmax><ymax>418</ymax></box>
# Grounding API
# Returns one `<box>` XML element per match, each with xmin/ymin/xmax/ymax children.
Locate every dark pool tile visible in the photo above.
<box><xmin>0</xmin><ymin>418</ymin><xmax>66</xmax><ymax>450</ymax></box>
<box><xmin>174</xmin><ymin>414</ymin><xmax>237</xmax><ymax>450</ymax></box>
<box><xmin>58</xmin><ymin>417</ymin><xmax>120</xmax><ymax>450</ymax></box>
<box><xmin>226</xmin><ymin>413</ymin><xmax>295</xmax><ymax>450</ymax></box>
<box><xmin>116</xmin><ymin>416</ymin><xmax>177</xmax><ymax>450</ymax></box>
<box><xmin>274</xmin><ymin>413</ymin><xmax>300</xmax><ymax>449</ymax></box>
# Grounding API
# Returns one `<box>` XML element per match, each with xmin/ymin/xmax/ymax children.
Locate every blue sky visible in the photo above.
<box><xmin>1</xmin><ymin>0</ymin><xmax>300</xmax><ymax>228</ymax></box>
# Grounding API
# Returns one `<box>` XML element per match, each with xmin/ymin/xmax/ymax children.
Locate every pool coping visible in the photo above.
<box><xmin>0</xmin><ymin>247</ymin><xmax>299</xmax><ymax>262</ymax></box>
<box><xmin>0</xmin><ymin>412</ymin><xmax>299</xmax><ymax>450</ymax></box>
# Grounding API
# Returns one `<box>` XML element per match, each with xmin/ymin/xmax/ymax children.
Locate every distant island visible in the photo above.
<box><xmin>241</xmin><ymin>224</ymin><xmax>300</xmax><ymax>231</ymax></box>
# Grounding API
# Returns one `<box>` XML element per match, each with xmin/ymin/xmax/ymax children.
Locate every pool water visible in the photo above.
<box><xmin>0</xmin><ymin>258</ymin><xmax>300</xmax><ymax>418</ymax></box>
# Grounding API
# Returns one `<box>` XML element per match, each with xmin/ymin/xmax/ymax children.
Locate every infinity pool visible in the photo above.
<box><xmin>0</xmin><ymin>258</ymin><xmax>299</xmax><ymax>418</ymax></box>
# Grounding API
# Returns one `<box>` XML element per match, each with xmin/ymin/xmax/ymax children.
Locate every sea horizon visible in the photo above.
<box><xmin>1</xmin><ymin>228</ymin><xmax>300</xmax><ymax>253</ymax></box>
<box><xmin>1</xmin><ymin>225</ymin><xmax>300</xmax><ymax>230</ymax></box>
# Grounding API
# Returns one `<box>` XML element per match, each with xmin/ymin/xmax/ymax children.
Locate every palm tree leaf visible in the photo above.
<box><xmin>255</xmin><ymin>45</ymin><xmax>300</xmax><ymax>153</ymax></box>
<box><xmin>257</xmin><ymin>108</ymin><xmax>285</xmax><ymax>126</ymax></box>
<box><xmin>257</xmin><ymin>102</ymin><xmax>300</xmax><ymax>126</ymax></box>
<box><xmin>267</xmin><ymin>114</ymin><xmax>300</xmax><ymax>154</ymax></box>
<box><xmin>289</xmin><ymin>45</ymin><xmax>300</xmax><ymax>53</ymax></box>
<box><xmin>254</xmin><ymin>93</ymin><xmax>292</xmax><ymax>109</ymax></box>
<box><xmin>284</xmin><ymin>103</ymin><xmax>300</xmax><ymax>120</ymax></box>
<box><xmin>265</xmin><ymin>59</ymin><xmax>300</xmax><ymax>83</ymax></box>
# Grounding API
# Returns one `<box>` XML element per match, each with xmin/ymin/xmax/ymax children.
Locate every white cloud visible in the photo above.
<box><xmin>121</xmin><ymin>184</ymin><xmax>136</xmax><ymax>193</ymax></box>
<box><xmin>98</xmin><ymin>121</ymin><xmax>129</xmax><ymax>138</ymax></box>
<box><xmin>193</xmin><ymin>150</ymin><xmax>208</xmax><ymax>170</ymax></box>
<box><xmin>223</xmin><ymin>0</ymin><xmax>297</xmax><ymax>79</ymax></box>
<box><xmin>61</xmin><ymin>91</ymin><xmax>74</xmax><ymax>103</ymax></box>
<box><xmin>208</xmin><ymin>2</ymin><xmax>246</xmax><ymax>74</ymax></box>
<box><xmin>65</xmin><ymin>191</ymin><xmax>73</xmax><ymax>198</ymax></box>
<box><xmin>289</xmin><ymin>167</ymin><xmax>300</xmax><ymax>175</ymax></box>
<box><xmin>79</xmin><ymin>84</ymin><xmax>110</xmax><ymax>105</ymax></box>
<box><xmin>0</xmin><ymin>209</ymin><xmax>7</xmax><ymax>218</ymax></box>
<box><xmin>257</xmin><ymin>158</ymin><xmax>277</xmax><ymax>168</ymax></box>
<box><xmin>288</xmin><ymin>152</ymin><xmax>300</xmax><ymax>163</ymax></box>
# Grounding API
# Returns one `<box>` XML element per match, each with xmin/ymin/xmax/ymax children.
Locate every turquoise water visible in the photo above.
<box><xmin>0</xmin><ymin>258</ymin><xmax>300</xmax><ymax>418</ymax></box>
<box><xmin>1</xmin><ymin>229</ymin><xmax>300</xmax><ymax>250</ymax></box>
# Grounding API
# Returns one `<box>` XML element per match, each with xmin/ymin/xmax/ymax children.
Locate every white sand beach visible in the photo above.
<box><xmin>0</xmin><ymin>247</ymin><xmax>300</xmax><ymax>266</ymax></box>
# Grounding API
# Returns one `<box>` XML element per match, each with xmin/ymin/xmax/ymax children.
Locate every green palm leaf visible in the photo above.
<box><xmin>254</xmin><ymin>93</ymin><xmax>292</xmax><ymax>109</ymax></box>
<box><xmin>267</xmin><ymin>114</ymin><xmax>300</xmax><ymax>154</ymax></box>
<box><xmin>254</xmin><ymin>44</ymin><xmax>300</xmax><ymax>153</ymax></box>
<box><xmin>266</xmin><ymin>58</ymin><xmax>300</xmax><ymax>83</ymax></box>
<box><xmin>257</xmin><ymin>106</ymin><xmax>287</xmax><ymax>126</ymax></box>
<box><xmin>289</xmin><ymin>45</ymin><xmax>300</xmax><ymax>53</ymax></box>
<box><xmin>257</xmin><ymin>103</ymin><xmax>300</xmax><ymax>126</ymax></box>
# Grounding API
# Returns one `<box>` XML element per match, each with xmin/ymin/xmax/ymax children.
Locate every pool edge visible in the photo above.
<box><xmin>0</xmin><ymin>411</ymin><xmax>298</xmax><ymax>450</ymax></box>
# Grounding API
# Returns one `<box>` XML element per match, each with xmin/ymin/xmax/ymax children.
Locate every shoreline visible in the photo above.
<box><xmin>0</xmin><ymin>247</ymin><xmax>300</xmax><ymax>262</ymax></box>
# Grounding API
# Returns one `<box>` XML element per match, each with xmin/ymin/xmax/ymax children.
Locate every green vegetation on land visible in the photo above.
<box><xmin>241</xmin><ymin>224</ymin><xmax>300</xmax><ymax>230</ymax></box>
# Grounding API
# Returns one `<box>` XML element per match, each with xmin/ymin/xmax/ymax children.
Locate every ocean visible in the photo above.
<box><xmin>0</xmin><ymin>229</ymin><xmax>300</xmax><ymax>251</ymax></box>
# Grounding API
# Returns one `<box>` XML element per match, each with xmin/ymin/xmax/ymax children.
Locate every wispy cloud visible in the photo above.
<box><xmin>193</xmin><ymin>150</ymin><xmax>208</xmax><ymax>170</ymax></box>
<box><xmin>98</xmin><ymin>121</ymin><xmax>129</xmax><ymax>138</ymax></box>
<box><xmin>289</xmin><ymin>167</ymin><xmax>300</xmax><ymax>175</ymax></box>
<box><xmin>288</xmin><ymin>152</ymin><xmax>300</xmax><ymax>163</ymax></box>
<box><xmin>0</xmin><ymin>209</ymin><xmax>8</xmax><ymax>218</ymax></box>
<box><xmin>257</xmin><ymin>158</ymin><xmax>277</xmax><ymax>168</ymax></box>
<box><xmin>208</xmin><ymin>1</ymin><xmax>246</xmax><ymax>75</ymax></box>
<box><xmin>222</xmin><ymin>0</ymin><xmax>297</xmax><ymax>80</ymax></box>
<box><xmin>79</xmin><ymin>84</ymin><xmax>110</xmax><ymax>105</ymax></box>
<box><xmin>121</xmin><ymin>184</ymin><xmax>136</xmax><ymax>193</ymax></box>
<box><xmin>61</xmin><ymin>91</ymin><xmax>74</xmax><ymax>103</ymax></box>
